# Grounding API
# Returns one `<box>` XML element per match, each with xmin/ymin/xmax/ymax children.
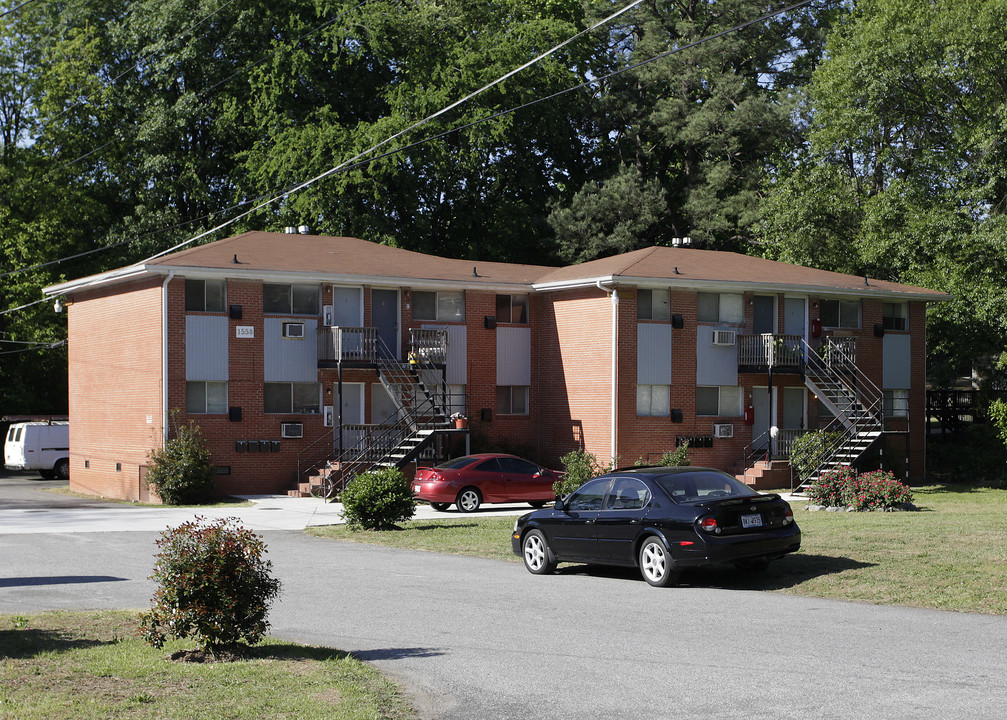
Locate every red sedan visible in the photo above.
<box><xmin>413</xmin><ymin>454</ymin><xmax>561</xmax><ymax>513</ymax></box>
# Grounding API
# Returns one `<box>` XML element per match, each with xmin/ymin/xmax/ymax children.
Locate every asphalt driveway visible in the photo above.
<box><xmin>2</xmin><ymin>477</ymin><xmax>1006</xmax><ymax>719</ymax></box>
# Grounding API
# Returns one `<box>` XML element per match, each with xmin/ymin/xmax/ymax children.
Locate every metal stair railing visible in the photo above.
<box><xmin>794</xmin><ymin>337</ymin><xmax>883</xmax><ymax>492</ymax></box>
<box><xmin>313</xmin><ymin>330</ymin><xmax>453</xmax><ymax>499</ymax></box>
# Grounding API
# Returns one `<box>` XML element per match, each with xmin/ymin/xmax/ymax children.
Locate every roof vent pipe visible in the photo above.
<box><xmin>298</xmin><ymin>225</ymin><xmax>311</xmax><ymax>234</ymax></box>
<box><xmin>284</xmin><ymin>226</ymin><xmax>297</xmax><ymax>234</ymax></box>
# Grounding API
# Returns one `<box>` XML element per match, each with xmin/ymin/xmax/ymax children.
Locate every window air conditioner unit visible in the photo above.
<box><xmin>713</xmin><ymin>423</ymin><xmax>734</xmax><ymax>439</ymax></box>
<box><xmin>283</xmin><ymin>322</ymin><xmax>305</xmax><ymax>339</ymax></box>
<box><xmin>712</xmin><ymin>330</ymin><xmax>736</xmax><ymax>346</ymax></box>
<box><xmin>281</xmin><ymin>422</ymin><xmax>303</xmax><ymax>439</ymax></box>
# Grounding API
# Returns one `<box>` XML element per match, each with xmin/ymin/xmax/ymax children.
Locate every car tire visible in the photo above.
<box><xmin>528</xmin><ymin>500</ymin><xmax>548</xmax><ymax>508</ymax></box>
<box><xmin>522</xmin><ymin>529</ymin><xmax>557</xmax><ymax>575</ymax></box>
<box><xmin>639</xmin><ymin>537</ymin><xmax>679</xmax><ymax>588</ymax></box>
<box><xmin>55</xmin><ymin>458</ymin><xmax>70</xmax><ymax>480</ymax></box>
<box><xmin>430</xmin><ymin>502</ymin><xmax>450</xmax><ymax>511</ymax></box>
<box><xmin>39</xmin><ymin>469</ymin><xmax>56</xmax><ymax>480</ymax></box>
<box><xmin>455</xmin><ymin>487</ymin><xmax>481</xmax><ymax>513</ymax></box>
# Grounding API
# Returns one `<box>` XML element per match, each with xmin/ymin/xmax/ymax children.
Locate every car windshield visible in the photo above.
<box><xmin>433</xmin><ymin>456</ymin><xmax>481</xmax><ymax>470</ymax></box>
<box><xmin>654</xmin><ymin>471</ymin><xmax>759</xmax><ymax>503</ymax></box>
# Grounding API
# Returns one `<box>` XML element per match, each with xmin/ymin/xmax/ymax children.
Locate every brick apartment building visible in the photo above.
<box><xmin>45</xmin><ymin>231</ymin><xmax>947</xmax><ymax>501</ymax></box>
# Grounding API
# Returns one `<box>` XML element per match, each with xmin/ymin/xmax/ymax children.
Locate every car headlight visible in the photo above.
<box><xmin>513</xmin><ymin>517</ymin><xmax>520</xmax><ymax>532</ymax></box>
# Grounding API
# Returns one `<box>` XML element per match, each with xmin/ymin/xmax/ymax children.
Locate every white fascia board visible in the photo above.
<box><xmin>43</xmin><ymin>264</ymin><xmax>152</xmax><ymax>297</ymax></box>
<box><xmin>50</xmin><ymin>263</ymin><xmax>535</xmax><ymax>295</ymax></box>
<box><xmin>533</xmin><ymin>275</ymin><xmax>949</xmax><ymax>302</ymax></box>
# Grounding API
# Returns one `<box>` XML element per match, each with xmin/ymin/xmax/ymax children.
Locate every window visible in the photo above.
<box><xmin>566</xmin><ymin>477</ymin><xmax>610</xmax><ymax>511</ymax></box>
<box><xmin>413</xmin><ymin>290</ymin><xmax>465</xmax><ymax>321</ymax></box>
<box><xmin>185</xmin><ymin>279</ymin><xmax>226</xmax><ymax>312</ymax></box>
<box><xmin>496</xmin><ymin>385</ymin><xmax>529</xmax><ymax>415</ymax></box>
<box><xmin>637</xmin><ymin>385</ymin><xmax>670</xmax><ymax>416</ymax></box>
<box><xmin>696</xmin><ymin>386</ymin><xmax>742</xmax><ymax>416</ymax></box>
<box><xmin>637</xmin><ymin>289</ymin><xmax>670</xmax><ymax>321</ymax></box>
<box><xmin>264</xmin><ymin>382</ymin><xmax>321</xmax><ymax>414</ymax></box>
<box><xmin>498</xmin><ymin>456</ymin><xmax>540</xmax><ymax>474</ymax></box>
<box><xmin>883</xmin><ymin>302</ymin><xmax>908</xmax><ymax>331</ymax></box>
<box><xmin>884</xmin><ymin>389</ymin><xmax>909</xmax><ymax>418</ymax></box>
<box><xmin>820</xmin><ymin>299</ymin><xmax>860</xmax><ymax>329</ymax></box>
<box><xmin>697</xmin><ymin>292</ymin><xmax>743</xmax><ymax>323</ymax></box>
<box><xmin>263</xmin><ymin>283</ymin><xmax>319</xmax><ymax>315</ymax></box>
<box><xmin>186</xmin><ymin>381</ymin><xmax>227</xmax><ymax>414</ymax></box>
<box><xmin>496</xmin><ymin>294</ymin><xmax>529</xmax><ymax>323</ymax></box>
<box><xmin>606</xmin><ymin>478</ymin><xmax>651</xmax><ymax>510</ymax></box>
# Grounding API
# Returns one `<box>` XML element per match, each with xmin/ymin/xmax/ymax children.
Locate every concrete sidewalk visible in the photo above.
<box><xmin>0</xmin><ymin>494</ymin><xmax>533</xmax><ymax>535</ymax></box>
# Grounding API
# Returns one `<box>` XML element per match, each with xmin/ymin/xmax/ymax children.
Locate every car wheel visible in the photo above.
<box><xmin>55</xmin><ymin>458</ymin><xmax>70</xmax><ymax>480</ymax></box>
<box><xmin>639</xmin><ymin>537</ymin><xmax>679</xmax><ymax>587</ymax></box>
<box><xmin>522</xmin><ymin>530</ymin><xmax>557</xmax><ymax>575</ymax></box>
<box><xmin>528</xmin><ymin>500</ymin><xmax>548</xmax><ymax>508</ymax></box>
<box><xmin>430</xmin><ymin>502</ymin><xmax>450</xmax><ymax>511</ymax></box>
<box><xmin>734</xmin><ymin>558</ymin><xmax>770</xmax><ymax>573</ymax></box>
<box><xmin>455</xmin><ymin>487</ymin><xmax>481</xmax><ymax>513</ymax></box>
<box><xmin>38</xmin><ymin>469</ymin><xmax>56</xmax><ymax>480</ymax></box>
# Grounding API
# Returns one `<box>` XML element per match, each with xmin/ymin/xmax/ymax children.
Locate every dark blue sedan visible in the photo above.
<box><xmin>511</xmin><ymin>466</ymin><xmax>801</xmax><ymax>587</ymax></box>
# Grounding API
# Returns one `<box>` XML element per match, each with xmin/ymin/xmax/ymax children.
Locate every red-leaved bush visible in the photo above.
<box><xmin>139</xmin><ymin>517</ymin><xmax>281</xmax><ymax>653</ymax></box>
<box><xmin>808</xmin><ymin>468</ymin><xmax>913</xmax><ymax>510</ymax></box>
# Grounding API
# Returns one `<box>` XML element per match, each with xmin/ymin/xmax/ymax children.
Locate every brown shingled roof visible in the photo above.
<box><xmin>147</xmin><ymin>231</ymin><xmax>555</xmax><ymax>285</ymax></box>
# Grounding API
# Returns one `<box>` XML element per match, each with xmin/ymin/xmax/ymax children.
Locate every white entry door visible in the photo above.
<box><xmin>337</xmin><ymin>383</ymin><xmax>364</xmax><ymax>452</ymax></box>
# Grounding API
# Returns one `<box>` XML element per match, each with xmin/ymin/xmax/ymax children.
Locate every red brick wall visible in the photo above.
<box><xmin>67</xmin><ymin>278</ymin><xmax>165</xmax><ymax>500</ymax></box>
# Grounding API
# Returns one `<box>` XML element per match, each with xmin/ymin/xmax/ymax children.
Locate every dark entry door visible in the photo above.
<box><xmin>372</xmin><ymin>289</ymin><xmax>399</xmax><ymax>359</ymax></box>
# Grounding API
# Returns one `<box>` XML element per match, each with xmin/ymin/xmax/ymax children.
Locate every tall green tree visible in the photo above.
<box><xmin>760</xmin><ymin>0</ymin><xmax>1007</xmax><ymax>383</ymax></box>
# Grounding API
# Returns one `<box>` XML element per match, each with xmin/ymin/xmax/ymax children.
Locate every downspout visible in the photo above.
<box><xmin>596</xmin><ymin>281</ymin><xmax>618</xmax><ymax>466</ymax></box>
<box><xmin>162</xmin><ymin>270</ymin><xmax>174</xmax><ymax>449</ymax></box>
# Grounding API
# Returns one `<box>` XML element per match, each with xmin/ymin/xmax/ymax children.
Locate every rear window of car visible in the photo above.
<box><xmin>655</xmin><ymin>472</ymin><xmax>759</xmax><ymax>503</ymax></box>
<box><xmin>434</xmin><ymin>456</ymin><xmax>481</xmax><ymax>470</ymax></box>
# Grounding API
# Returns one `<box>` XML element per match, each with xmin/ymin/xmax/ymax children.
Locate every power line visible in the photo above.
<box><xmin>0</xmin><ymin>0</ymin><xmax>42</xmax><ymax>19</ymax></box>
<box><xmin>6</xmin><ymin>0</ymin><xmax>820</xmax><ymax>310</ymax></box>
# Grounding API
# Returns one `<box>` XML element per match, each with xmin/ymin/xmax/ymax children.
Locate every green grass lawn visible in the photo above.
<box><xmin>0</xmin><ymin>611</ymin><xmax>415</xmax><ymax>720</ymax></box>
<box><xmin>309</xmin><ymin>485</ymin><xmax>1007</xmax><ymax>615</ymax></box>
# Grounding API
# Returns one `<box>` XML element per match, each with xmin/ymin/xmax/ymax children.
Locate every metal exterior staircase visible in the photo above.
<box><xmin>794</xmin><ymin>338</ymin><xmax>883</xmax><ymax>492</ymax></box>
<box><xmin>296</xmin><ymin>329</ymin><xmax>460</xmax><ymax>500</ymax></box>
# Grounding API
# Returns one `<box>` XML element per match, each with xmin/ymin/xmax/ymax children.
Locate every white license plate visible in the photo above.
<box><xmin>413</xmin><ymin>485</ymin><xmax>421</xmax><ymax>493</ymax></box>
<box><xmin>741</xmin><ymin>513</ymin><xmax>763</xmax><ymax>529</ymax></box>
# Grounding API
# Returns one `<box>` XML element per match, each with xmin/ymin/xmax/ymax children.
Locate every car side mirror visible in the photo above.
<box><xmin>554</xmin><ymin>498</ymin><xmax>566</xmax><ymax>512</ymax></box>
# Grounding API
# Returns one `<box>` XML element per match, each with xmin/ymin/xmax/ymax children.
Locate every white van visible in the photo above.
<box><xmin>4</xmin><ymin>421</ymin><xmax>70</xmax><ymax>479</ymax></box>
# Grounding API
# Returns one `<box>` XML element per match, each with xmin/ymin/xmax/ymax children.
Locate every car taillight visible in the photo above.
<box><xmin>783</xmin><ymin>508</ymin><xmax>794</xmax><ymax>525</ymax></box>
<box><xmin>699</xmin><ymin>517</ymin><xmax>718</xmax><ymax>533</ymax></box>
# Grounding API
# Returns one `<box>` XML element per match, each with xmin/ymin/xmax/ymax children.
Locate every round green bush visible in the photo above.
<box><xmin>340</xmin><ymin>467</ymin><xmax>416</xmax><ymax>530</ymax></box>
<box><xmin>138</xmin><ymin>517</ymin><xmax>281</xmax><ymax>654</ymax></box>
<box><xmin>145</xmin><ymin>422</ymin><xmax>216</xmax><ymax>505</ymax></box>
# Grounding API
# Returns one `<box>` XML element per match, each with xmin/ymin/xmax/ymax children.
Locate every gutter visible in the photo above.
<box><xmin>162</xmin><ymin>270</ymin><xmax>174</xmax><ymax>448</ymax></box>
<box><xmin>596</xmin><ymin>280</ymin><xmax>619</xmax><ymax>467</ymax></box>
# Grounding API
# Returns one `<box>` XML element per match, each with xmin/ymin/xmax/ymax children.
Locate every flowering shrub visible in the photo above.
<box><xmin>139</xmin><ymin>517</ymin><xmax>281</xmax><ymax>654</ymax></box>
<box><xmin>845</xmin><ymin>470</ymin><xmax>914</xmax><ymax>511</ymax></box>
<box><xmin>808</xmin><ymin>468</ymin><xmax>913</xmax><ymax>510</ymax></box>
<box><xmin>807</xmin><ymin>466</ymin><xmax>855</xmax><ymax>507</ymax></box>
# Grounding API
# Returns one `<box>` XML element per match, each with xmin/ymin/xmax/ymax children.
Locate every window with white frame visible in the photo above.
<box><xmin>637</xmin><ymin>385</ymin><xmax>670</xmax><ymax>416</ymax></box>
<box><xmin>884</xmin><ymin>389</ymin><xmax>909</xmax><ymax>418</ymax></box>
<box><xmin>264</xmin><ymin>382</ymin><xmax>321</xmax><ymax>414</ymax></box>
<box><xmin>820</xmin><ymin>298</ymin><xmax>860</xmax><ymax>329</ymax></box>
<box><xmin>496</xmin><ymin>294</ymin><xmax>529</xmax><ymax>323</ymax></box>
<box><xmin>883</xmin><ymin>302</ymin><xmax>908</xmax><ymax>331</ymax></box>
<box><xmin>696</xmin><ymin>386</ymin><xmax>743</xmax><ymax>416</ymax></box>
<box><xmin>496</xmin><ymin>385</ymin><xmax>529</xmax><ymax>415</ymax></box>
<box><xmin>697</xmin><ymin>292</ymin><xmax>743</xmax><ymax>323</ymax></box>
<box><xmin>185</xmin><ymin>279</ymin><xmax>226</xmax><ymax>312</ymax></box>
<box><xmin>186</xmin><ymin>381</ymin><xmax>227</xmax><ymax>414</ymax></box>
<box><xmin>413</xmin><ymin>290</ymin><xmax>465</xmax><ymax>322</ymax></box>
<box><xmin>263</xmin><ymin>283</ymin><xmax>319</xmax><ymax>315</ymax></box>
<box><xmin>637</xmin><ymin>289</ymin><xmax>671</xmax><ymax>321</ymax></box>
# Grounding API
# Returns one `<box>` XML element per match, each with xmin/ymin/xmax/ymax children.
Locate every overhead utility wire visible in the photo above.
<box><xmin>139</xmin><ymin>0</ymin><xmax>650</xmax><ymax>263</ymax></box>
<box><xmin>0</xmin><ymin>0</ymin><xmax>41</xmax><ymax>19</ymax></box>
<box><xmin>7</xmin><ymin>0</ymin><xmax>818</xmax><ymax>311</ymax></box>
